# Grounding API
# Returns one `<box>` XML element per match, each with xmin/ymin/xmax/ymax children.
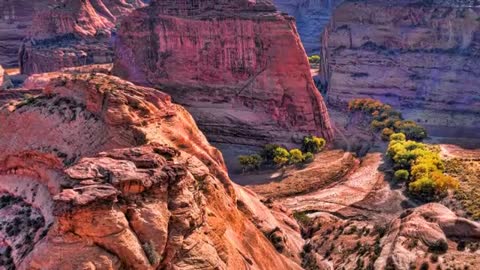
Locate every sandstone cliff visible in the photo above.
<box><xmin>320</xmin><ymin>0</ymin><xmax>480</xmax><ymax>139</ymax></box>
<box><xmin>19</xmin><ymin>0</ymin><xmax>146</xmax><ymax>75</ymax></box>
<box><xmin>113</xmin><ymin>0</ymin><xmax>333</xmax><ymax>150</ymax></box>
<box><xmin>0</xmin><ymin>72</ymin><xmax>302</xmax><ymax>269</ymax></box>
<box><xmin>0</xmin><ymin>0</ymin><xmax>49</xmax><ymax>68</ymax></box>
<box><xmin>272</xmin><ymin>0</ymin><xmax>342</xmax><ymax>55</ymax></box>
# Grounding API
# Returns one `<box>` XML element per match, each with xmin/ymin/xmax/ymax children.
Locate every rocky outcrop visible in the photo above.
<box><xmin>320</xmin><ymin>0</ymin><xmax>480</xmax><ymax>138</ymax></box>
<box><xmin>0</xmin><ymin>0</ymin><xmax>49</xmax><ymax>68</ymax></box>
<box><xmin>0</xmin><ymin>65</ymin><xmax>13</xmax><ymax>89</ymax></box>
<box><xmin>375</xmin><ymin>203</ymin><xmax>480</xmax><ymax>269</ymax></box>
<box><xmin>0</xmin><ymin>72</ymin><xmax>302</xmax><ymax>269</ymax></box>
<box><xmin>272</xmin><ymin>0</ymin><xmax>342</xmax><ymax>54</ymax></box>
<box><xmin>19</xmin><ymin>0</ymin><xmax>146</xmax><ymax>75</ymax></box>
<box><xmin>113</xmin><ymin>0</ymin><xmax>333</xmax><ymax>149</ymax></box>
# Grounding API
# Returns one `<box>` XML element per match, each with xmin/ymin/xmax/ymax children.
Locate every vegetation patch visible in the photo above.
<box><xmin>348</xmin><ymin>98</ymin><xmax>427</xmax><ymax>141</ymax></box>
<box><xmin>387</xmin><ymin>133</ymin><xmax>458</xmax><ymax>200</ymax></box>
<box><xmin>445</xmin><ymin>158</ymin><xmax>480</xmax><ymax>220</ymax></box>
<box><xmin>238</xmin><ymin>136</ymin><xmax>326</xmax><ymax>173</ymax></box>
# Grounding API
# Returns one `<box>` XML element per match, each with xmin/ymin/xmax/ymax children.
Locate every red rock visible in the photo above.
<box><xmin>19</xmin><ymin>0</ymin><xmax>146</xmax><ymax>75</ymax></box>
<box><xmin>0</xmin><ymin>0</ymin><xmax>50</xmax><ymax>68</ymax></box>
<box><xmin>321</xmin><ymin>0</ymin><xmax>480</xmax><ymax>139</ymax></box>
<box><xmin>0</xmin><ymin>72</ymin><xmax>302</xmax><ymax>269</ymax></box>
<box><xmin>113</xmin><ymin>0</ymin><xmax>333</xmax><ymax>148</ymax></box>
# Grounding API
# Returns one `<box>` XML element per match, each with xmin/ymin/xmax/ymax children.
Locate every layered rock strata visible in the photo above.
<box><xmin>320</xmin><ymin>0</ymin><xmax>480</xmax><ymax>138</ymax></box>
<box><xmin>19</xmin><ymin>0</ymin><xmax>146</xmax><ymax>75</ymax></box>
<box><xmin>113</xmin><ymin>0</ymin><xmax>333</xmax><ymax>148</ymax></box>
<box><xmin>272</xmin><ymin>0</ymin><xmax>342</xmax><ymax>54</ymax></box>
<box><xmin>0</xmin><ymin>72</ymin><xmax>302</xmax><ymax>269</ymax></box>
<box><xmin>0</xmin><ymin>0</ymin><xmax>49</xmax><ymax>68</ymax></box>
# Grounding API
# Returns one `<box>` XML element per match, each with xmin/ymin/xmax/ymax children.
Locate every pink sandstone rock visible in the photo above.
<box><xmin>113</xmin><ymin>0</ymin><xmax>333</xmax><ymax>148</ymax></box>
<box><xmin>19</xmin><ymin>0</ymin><xmax>146</xmax><ymax>75</ymax></box>
<box><xmin>320</xmin><ymin>0</ymin><xmax>480</xmax><ymax>139</ymax></box>
<box><xmin>0</xmin><ymin>71</ymin><xmax>302</xmax><ymax>269</ymax></box>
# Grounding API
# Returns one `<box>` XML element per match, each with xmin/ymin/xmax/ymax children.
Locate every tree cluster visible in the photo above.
<box><xmin>348</xmin><ymin>98</ymin><xmax>427</xmax><ymax>141</ymax></box>
<box><xmin>238</xmin><ymin>136</ymin><xmax>326</xmax><ymax>172</ymax></box>
<box><xmin>387</xmin><ymin>133</ymin><xmax>458</xmax><ymax>200</ymax></box>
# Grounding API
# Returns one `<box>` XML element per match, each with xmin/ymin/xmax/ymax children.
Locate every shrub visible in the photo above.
<box><xmin>302</xmin><ymin>152</ymin><xmax>314</xmax><ymax>163</ymax></box>
<box><xmin>394</xmin><ymin>170</ymin><xmax>410</xmax><ymax>181</ymax></box>
<box><xmin>238</xmin><ymin>154</ymin><xmax>262</xmax><ymax>172</ymax></box>
<box><xmin>302</xmin><ymin>136</ymin><xmax>326</xmax><ymax>154</ymax></box>
<box><xmin>394</xmin><ymin>120</ymin><xmax>428</xmax><ymax>141</ymax></box>
<box><xmin>289</xmin><ymin>149</ymin><xmax>304</xmax><ymax>164</ymax></box>
<box><xmin>381</xmin><ymin>128</ymin><xmax>395</xmax><ymax>141</ymax></box>
<box><xmin>273</xmin><ymin>147</ymin><xmax>290</xmax><ymax>167</ymax></box>
<box><xmin>390</xmin><ymin>133</ymin><xmax>406</xmax><ymax>142</ymax></box>
<box><xmin>428</xmin><ymin>239</ymin><xmax>448</xmax><ymax>254</ymax></box>
<box><xmin>260</xmin><ymin>144</ymin><xmax>281</xmax><ymax>163</ymax></box>
<box><xmin>308</xmin><ymin>55</ymin><xmax>321</xmax><ymax>64</ymax></box>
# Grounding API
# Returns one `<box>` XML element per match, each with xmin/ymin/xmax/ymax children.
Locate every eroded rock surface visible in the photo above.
<box><xmin>0</xmin><ymin>65</ymin><xmax>13</xmax><ymax>90</ymax></box>
<box><xmin>272</xmin><ymin>0</ymin><xmax>342</xmax><ymax>54</ymax></box>
<box><xmin>19</xmin><ymin>0</ymin><xmax>146</xmax><ymax>75</ymax></box>
<box><xmin>0</xmin><ymin>72</ymin><xmax>302</xmax><ymax>269</ymax></box>
<box><xmin>113</xmin><ymin>0</ymin><xmax>333</xmax><ymax>148</ymax></box>
<box><xmin>320</xmin><ymin>0</ymin><xmax>480</xmax><ymax>139</ymax></box>
<box><xmin>0</xmin><ymin>0</ymin><xmax>49</xmax><ymax>68</ymax></box>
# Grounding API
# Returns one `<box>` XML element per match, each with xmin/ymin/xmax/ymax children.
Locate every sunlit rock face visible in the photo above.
<box><xmin>113</xmin><ymin>0</ymin><xmax>333</xmax><ymax>149</ymax></box>
<box><xmin>0</xmin><ymin>71</ymin><xmax>303</xmax><ymax>270</ymax></box>
<box><xmin>272</xmin><ymin>0</ymin><xmax>342</xmax><ymax>55</ymax></box>
<box><xmin>320</xmin><ymin>0</ymin><xmax>480</xmax><ymax>138</ymax></box>
<box><xmin>18</xmin><ymin>0</ymin><xmax>146</xmax><ymax>75</ymax></box>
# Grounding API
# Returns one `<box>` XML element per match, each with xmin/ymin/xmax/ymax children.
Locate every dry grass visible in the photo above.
<box><xmin>444</xmin><ymin>158</ymin><xmax>480</xmax><ymax>220</ymax></box>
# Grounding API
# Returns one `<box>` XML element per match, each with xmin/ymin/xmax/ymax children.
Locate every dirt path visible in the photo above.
<box><xmin>440</xmin><ymin>144</ymin><xmax>480</xmax><ymax>160</ymax></box>
<box><xmin>279</xmin><ymin>153</ymin><xmax>384</xmax><ymax>213</ymax></box>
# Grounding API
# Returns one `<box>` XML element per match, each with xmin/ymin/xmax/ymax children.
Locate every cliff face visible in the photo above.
<box><xmin>0</xmin><ymin>0</ymin><xmax>49</xmax><ymax>68</ymax></box>
<box><xmin>272</xmin><ymin>0</ymin><xmax>342</xmax><ymax>54</ymax></box>
<box><xmin>321</xmin><ymin>0</ymin><xmax>480</xmax><ymax>138</ymax></box>
<box><xmin>113</xmin><ymin>0</ymin><xmax>333</xmax><ymax>148</ymax></box>
<box><xmin>19</xmin><ymin>0</ymin><xmax>146</xmax><ymax>75</ymax></box>
<box><xmin>0</xmin><ymin>72</ymin><xmax>302</xmax><ymax>269</ymax></box>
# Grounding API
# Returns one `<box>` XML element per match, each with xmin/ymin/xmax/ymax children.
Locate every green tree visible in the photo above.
<box><xmin>273</xmin><ymin>147</ymin><xmax>290</xmax><ymax>167</ymax></box>
<box><xmin>394</xmin><ymin>169</ymin><xmax>409</xmax><ymax>181</ymax></box>
<box><xmin>289</xmin><ymin>149</ymin><xmax>304</xmax><ymax>164</ymax></box>
<box><xmin>308</xmin><ymin>55</ymin><xmax>321</xmax><ymax>64</ymax></box>
<box><xmin>238</xmin><ymin>154</ymin><xmax>263</xmax><ymax>173</ymax></box>
<box><xmin>260</xmin><ymin>144</ymin><xmax>281</xmax><ymax>164</ymax></box>
<box><xmin>302</xmin><ymin>152</ymin><xmax>314</xmax><ymax>163</ymax></box>
<box><xmin>302</xmin><ymin>136</ymin><xmax>326</xmax><ymax>154</ymax></box>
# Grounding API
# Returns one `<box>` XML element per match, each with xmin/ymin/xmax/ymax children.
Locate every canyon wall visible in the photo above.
<box><xmin>0</xmin><ymin>71</ymin><xmax>302</xmax><ymax>269</ymax></box>
<box><xmin>19</xmin><ymin>0</ymin><xmax>146</xmax><ymax>75</ymax></box>
<box><xmin>272</xmin><ymin>0</ymin><xmax>342</xmax><ymax>54</ymax></box>
<box><xmin>0</xmin><ymin>0</ymin><xmax>49</xmax><ymax>68</ymax></box>
<box><xmin>321</xmin><ymin>0</ymin><xmax>480</xmax><ymax>138</ymax></box>
<box><xmin>113</xmin><ymin>0</ymin><xmax>333</xmax><ymax>150</ymax></box>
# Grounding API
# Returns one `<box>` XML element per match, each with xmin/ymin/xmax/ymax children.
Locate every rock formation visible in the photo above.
<box><xmin>113</xmin><ymin>0</ymin><xmax>333</xmax><ymax>151</ymax></box>
<box><xmin>320</xmin><ymin>0</ymin><xmax>480</xmax><ymax>139</ymax></box>
<box><xmin>0</xmin><ymin>65</ymin><xmax>13</xmax><ymax>89</ymax></box>
<box><xmin>0</xmin><ymin>72</ymin><xmax>302</xmax><ymax>269</ymax></box>
<box><xmin>272</xmin><ymin>0</ymin><xmax>342</xmax><ymax>55</ymax></box>
<box><xmin>19</xmin><ymin>0</ymin><xmax>146</xmax><ymax>75</ymax></box>
<box><xmin>0</xmin><ymin>0</ymin><xmax>50</xmax><ymax>68</ymax></box>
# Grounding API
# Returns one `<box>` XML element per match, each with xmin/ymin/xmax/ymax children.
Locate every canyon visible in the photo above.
<box><xmin>0</xmin><ymin>71</ymin><xmax>303</xmax><ymax>269</ymax></box>
<box><xmin>320</xmin><ymin>0</ymin><xmax>480</xmax><ymax>139</ymax></box>
<box><xmin>0</xmin><ymin>0</ymin><xmax>480</xmax><ymax>269</ymax></box>
<box><xmin>17</xmin><ymin>0</ymin><xmax>146</xmax><ymax>75</ymax></box>
<box><xmin>113</xmin><ymin>0</ymin><xmax>333</xmax><ymax>156</ymax></box>
<box><xmin>272</xmin><ymin>0</ymin><xmax>341</xmax><ymax>55</ymax></box>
